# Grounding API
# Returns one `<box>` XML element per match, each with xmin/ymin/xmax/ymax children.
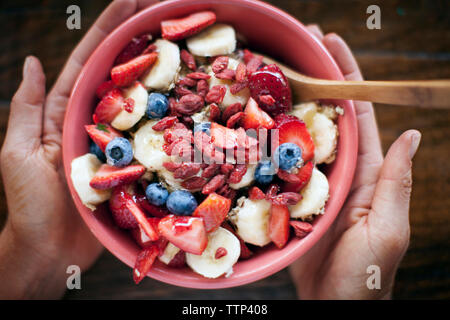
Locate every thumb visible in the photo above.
<box><xmin>369</xmin><ymin>130</ymin><xmax>421</xmax><ymax>244</ymax></box>
<box><xmin>5</xmin><ymin>56</ymin><xmax>45</xmax><ymax>150</ymax></box>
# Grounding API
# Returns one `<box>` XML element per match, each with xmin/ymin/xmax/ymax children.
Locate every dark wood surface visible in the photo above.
<box><xmin>0</xmin><ymin>0</ymin><xmax>449</xmax><ymax>299</ymax></box>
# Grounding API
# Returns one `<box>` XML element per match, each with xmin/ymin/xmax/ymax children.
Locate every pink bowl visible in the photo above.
<box><xmin>63</xmin><ymin>0</ymin><xmax>358</xmax><ymax>289</ymax></box>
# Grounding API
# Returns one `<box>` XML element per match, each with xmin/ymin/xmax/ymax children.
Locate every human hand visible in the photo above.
<box><xmin>0</xmin><ymin>0</ymin><xmax>159</xmax><ymax>299</ymax></box>
<box><xmin>289</xmin><ymin>26</ymin><xmax>421</xmax><ymax>299</ymax></box>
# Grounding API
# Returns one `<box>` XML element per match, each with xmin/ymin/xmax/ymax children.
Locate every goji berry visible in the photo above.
<box><xmin>228</xmin><ymin>164</ymin><xmax>247</xmax><ymax>184</ymax></box>
<box><xmin>226</xmin><ymin>111</ymin><xmax>244</xmax><ymax>128</ymax></box>
<box><xmin>152</xmin><ymin>116</ymin><xmax>178</xmax><ymax>131</ymax></box>
<box><xmin>212</xmin><ymin>56</ymin><xmax>229</xmax><ymax>74</ymax></box>
<box><xmin>202</xmin><ymin>174</ymin><xmax>226</xmax><ymax>194</ymax></box>
<box><xmin>205</xmin><ymin>85</ymin><xmax>226</xmax><ymax>104</ymax></box>
<box><xmin>221</xmin><ymin>102</ymin><xmax>243</xmax><ymax>123</ymax></box>
<box><xmin>180</xmin><ymin>49</ymin><xmax>197</xmax><ymax>70</ymax></box>
<box><xmin>187</xmin><ymin>72</ymin><xmax>211</xmax><ymax>80</ymax></box>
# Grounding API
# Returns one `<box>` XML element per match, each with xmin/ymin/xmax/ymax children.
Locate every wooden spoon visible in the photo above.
<box><xmin>260</xmin><ymin>54</ymin><xmax>450</xmax><ymax>109</ymax></box>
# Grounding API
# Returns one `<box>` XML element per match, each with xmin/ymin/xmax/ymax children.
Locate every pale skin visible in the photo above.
<box><xmin>0</xmin><ymin>0</ymin><xmax>420</xmax><ymax>299</ymax></box>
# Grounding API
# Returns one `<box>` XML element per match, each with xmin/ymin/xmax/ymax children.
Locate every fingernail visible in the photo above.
<box><xmin>409</xmin><ymin>131</ymin><xmax>421</xmax><ymax>159</ymax></box>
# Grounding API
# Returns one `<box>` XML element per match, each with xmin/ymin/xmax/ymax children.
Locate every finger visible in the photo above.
<box><xmin>4</xmin><ymin>56</ymin><xmax>45</xmax><ymax>151</ymax></box>
<box><xmin>369</xmin><ymin>130</ymin><xmax>421</xmax><ymax>238</ymax></box>
<box><xmin>306</xmin><ymin>24</ymin><xmax>324</xmax><ymax>40</ymax></box>
<box><xmin>323</xmin><ymin>33</ymin><xmax>383</xmax><ymax>190</ymax></box>
<box><xmin>44</xmin><ymin>0</ymin><xmax>138</xmax><ymax>146</ymax></box>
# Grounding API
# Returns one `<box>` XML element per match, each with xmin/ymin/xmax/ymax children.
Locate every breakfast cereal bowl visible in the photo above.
<box><xmin>63</xmin><ymin>0</ymin><xmax>358</xmax><ymax>289</ymax></box>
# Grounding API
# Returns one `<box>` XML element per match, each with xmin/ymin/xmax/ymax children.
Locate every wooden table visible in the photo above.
<box><xmin>0</xmin><ymin>0</ymin><xmax>449</xmax><ymax>299</ymax></box>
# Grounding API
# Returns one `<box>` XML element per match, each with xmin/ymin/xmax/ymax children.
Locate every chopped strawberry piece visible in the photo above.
<box><xmin>210</xmin><ymin>123</ymin><xmax>258</xmax><ymax>150</ymax></box>
<box><xmin>273</xmin><ymin>115</ymin><xmax>315</xmax><ymax>162</ymax></box>
<box><xmin>85</xmin><ymin>124</ymin><xmax>123</xmax><ymax>152</ymax></box>
<box><xmin>242</xmin><ymin>97</ymin><xmax>275</xmax><ymax>130</ymax></box>
<box><xmin>90</xmin><ymin>164</ymin><xmax>146</xmax><ymax>190</ymax></box>
<box><xmin>111</xmin><ymin>53</ymin><xmax>157</xmax><ymax>87</ymax></box>
<box><xmin>282</xmin><ymin>161</ymin><xmax>315</xmax><ymax>193</ymax></box>
<box><xmin>167</xmin><ymin>250</ymin><xmax>186</xmax><ymax>268</ymax></box>
<box><xmin>269</xmin><ymin>204</ymin><xmax>290</xmax><ymax>249</ymax></box>
<box><xmin>130</xmin><ymin>217</ymin><xmax>161</xmax><ymax>248</ymax></box>
<box><xmin>248</xmin><ymin>186</ymin><xmax>266</xmax><ymax>200</ymax></box>
<box><xmin>161</xmin><ymin>11</ymin><xmax>216</xmax><ymax>41</ymax></box>
<box><xmin>158</xmin><ymin>215</ymin><xmax>208</xmax><ymax>255</ymax></box>
<box><xmin>193</xmin><ymin>193</ymin><xmax>231</xmax><ymax>233</ymax></box>
<box><xmin>115</xmin><ymin>34</ymin><xmax>150</xmax><ymax>65</ymax></box>
<box><xmin>135</xmin><ymin>194</ymin><xmax>170</xmax><ymax>218</ymax></box>
<box><xmin>96</xmin><ymin>80</ymin><xmax>117</xmax><ymax>99</ymax></box>
<box><xmin>93</xmin><ymin>88</ymin><xmax>124</xmax><ymax>124</ymax></box>
<box><xmin>248</xmin><ymin>64</ymin><xmax>292</xmax><ymax>116</ymax></box>
<box><xmin>109</xmin><ymin>185</ymin><xmax>139</xmax><ymax>229</ymax></box>
<box><xmin>125</xmin><ymin>197</ymin><xmax>159</xmax><ymax>241</ymax></box>
<box><xmin>222</xmin><ymin>222</ymin><xmax>253</xmax><ymax>259</ymax></box>
<box><xmin>290</xmin><ymin>220</ymin><xmax>313</xmax><ymax>239</ymax></box>
<box><xmin>133</xmin><ymin>245</ymin><xmax>159</xmax><ymax>284</ymax></box>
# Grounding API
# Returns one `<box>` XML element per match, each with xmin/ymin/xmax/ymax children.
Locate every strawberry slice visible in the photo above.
<box><xmin>269</xmin><ymin>203</ymin><xmax>290</xmax><ymax>249</ymax></box>
<box><xmin>281</xmin><ymin>161</ymin><xmax>314</xmax><ymax>193</ymax></box>
<box><xmin>161</xmin><ymin>11</ymin><xmax>216</xmax><ymax>41</ymax></box>
<box><xmin>93</xmin><ymin>88</ymin><xmax>124</xmax><ymax>124</ymax></box>
<box><xmin>109</xmin><ymin>184</ymin><xmax>139</xmax><ymax>229</ymax></box>
<box><xmin>193</xmin><ymin>193</ymin><xmax>231</xmax><ymax>233</ymax></box>
<box><xmin>115</xmin><ymin>34</ymin><xmax>150</xmax><ymax>65</ymax></box>
<box><xmin>130</xmin><ymin>217</ymin><xmax>161</xmax><ymax>248</ymax></box>
<box><xmin>210</xmin><ymin>123</ymin><xmax>258</xmax><ymax>150</ymax></box>
<box><xmin>90</xmin><ymin>164</ymin><xmax>146</xmax><ymax>190</ymax></box>
<box><xmin>96</xmin><ymin>80</ymin><xmax>117</xmax><ymax>99</ymax></box>
<box><xmin>248</xmin><ymin>64</ymin><xmax>292</xmax><ymax>116</ymax></box>
<box><xmin>85</xmin><ymin>123</ymin><xmax>123</xmax><ymax>152</ymax></box>
<box><xmin>135</xmin><ymin>194</ymin><xmax>170</xmax><ymax>218</ymax></box>
<box><xmin>133</xmin><ymin>245</ymin><xmax>159</xmax><ymax>284</ymax></box>
<box><xmin>273</xmin><ymin>114</ymin><xmax>315</xmax><ymax>162</ymax></box>
<box><xmin>158</xmin><ymin>215</ymin><xmax>208</xmax><ymax>255</ymax></box>
<box><xmin>125</xmin><ymin>197</ymin><xmax>159</xmax><ymax>241</ymax></box>
<box><xmin>222</xmin><ymin>222</ymin><xmax>253</xmax><ymax>259</ymax></box>
<box><xmin>111</xmin><ymin>52</ymin><xmax>157</xmax><ymax>87</ymax></box>
<box><xmin>242</xmin><ymin>97</ymin><xmax>275</xmax><ymax>130</ymax></box>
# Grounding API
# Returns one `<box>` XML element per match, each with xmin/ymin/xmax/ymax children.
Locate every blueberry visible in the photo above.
<box><xmin>166</xmin><ymin>190</ymin><xmax>198</xmax><ymax>215</ymax></box>
<box><xmin>254</xmin><ymin>160</ymin><xmax>276</xmax><ymax>184</ymax></box>
<box><xmin>145</xmin><ymin>183</ymin><xmax>169</xmax><ymax>206</ymax></box>
<box><xmin>146</xmin><ymin>92</ymin><xmax>168</xmax><ymax>119</ymax></box>
<box><xmin>89</xmin><ymin>141</ymin><xmax>106</xmax><ymax>162</ymax></box>
<box><xmin>193</xmin><ymin>122</ymin><xmax>211</xmax><ymax>135</ymax></box>
<box><xmin>274</xmin><ymin>143</ymin><xmax>302</xmax><ymax>171</ymax></box>
<box><xmin>105</xmin><ymin>137</ymin><xmax>133</xmax><ymax>167</ymax></box>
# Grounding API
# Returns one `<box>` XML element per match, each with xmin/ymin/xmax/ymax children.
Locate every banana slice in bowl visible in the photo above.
<box><xmin>186</xmin><ymin>227</ymin><xmax>240</xmax><ymax>279</ymax></box>
<box><xmin>187</xmin><ymin>24</ymin><xmax>236</xmax><ymax>57</ymax></box>
<box><xmin>229</xmin><ymin>197</ymin><xmax>271</xmax><ymax>247</ymax></box>
<box><xmin>289</xmin><ymin>167</ymin><xmax>329</xmax><ymax>219</ymax></box>
<box><xmin>133</xmin><ymin>120</ymin><xmax>171</xmax><ymax>171</ymax></box>
<box><xmin>141</xmin><ymin>39</ymin><xmax>180</xmax><ymax>91</ymax></box>
<box><xmin>111</xmin><ymin>82</ymin><xmax>148</xmax><ymax>131</ymax></box>
<box><xmin>70</xmin><ymin>153</ymin><xmax>111</xmax><ymax>210</ymax></box>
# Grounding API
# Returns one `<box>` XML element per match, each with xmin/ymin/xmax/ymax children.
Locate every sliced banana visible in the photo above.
<box><xmin>157</xmin><ymin>167</ymin><xmax>185</xmax><ymax>192</ymax></box>
<box><xmin>208</xmin><ymin>57</ymin><xmax>250</xmax><ymax>109</ymax></box>
<box><xmin>186</xmin><ymin>24</ymin><xmax>236</xmax><ymax>57</ymax></box>
<box><xmin>133</xmin><ymin>120</ymin><xmax>171</xmax><ymax>171</ymax></box>
<box><xmin>229</xmin><ymin>197</ymin><xmax>271</xmax><ymax>246</ymax></box>
<box><xmin>70</xmin><ymin>153</ymin><xmax>111</xmax><ymax>210</ymax></box>
<box><xmin>186</xmin><ymin>227</ymin><xmax>240</xmax><ymax>279</ymax></box>
<box><xmin>111</xmin><ymin>82</ymin><xmax>148</xmax><ymax>131</ymax></box>
<box><xmin>229</xmin><ymin>164</ymin><xmax>256</xmax><ymax>190</ymax></box>
<box><xmin>310</xmin><ymin>112</ymin><xmax>338</xmax><ymax>164</ymax></box>
<box><xmin>289</xmin><ymin>167</ymin><xmax>329</xmax><ymax>219</ymax></box>
<box><xmin>141</xmin><ymin>39</ymin><xmax>180</xmax><ymax>91</ymax></box>
<box><xmin>290</xmin><ymin>102</ymin><xmax>338</xmax><ymax>164</ymax></box>
<box><xmin>159</xmin><ymin>242</ymin><xmax>181</xmax><ymax>265</ymax></box>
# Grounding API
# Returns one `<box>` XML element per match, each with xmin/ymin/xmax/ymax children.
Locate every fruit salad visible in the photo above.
<box><xmin>70</xmin><ymin>11</ymin><xmax>342</xmax><ymax>283</ymax></box>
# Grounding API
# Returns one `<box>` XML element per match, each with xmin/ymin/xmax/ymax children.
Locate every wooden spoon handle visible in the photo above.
<box><xmin>292</xmin><ymin>78</ymin><xmax>450</xmax><ymax>109</ymax></box>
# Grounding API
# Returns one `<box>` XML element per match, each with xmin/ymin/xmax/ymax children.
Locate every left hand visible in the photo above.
<box><xmin>0</xmin><ymin>0</ymin><xmax>159</xmax><ymax>299</ymax></box>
